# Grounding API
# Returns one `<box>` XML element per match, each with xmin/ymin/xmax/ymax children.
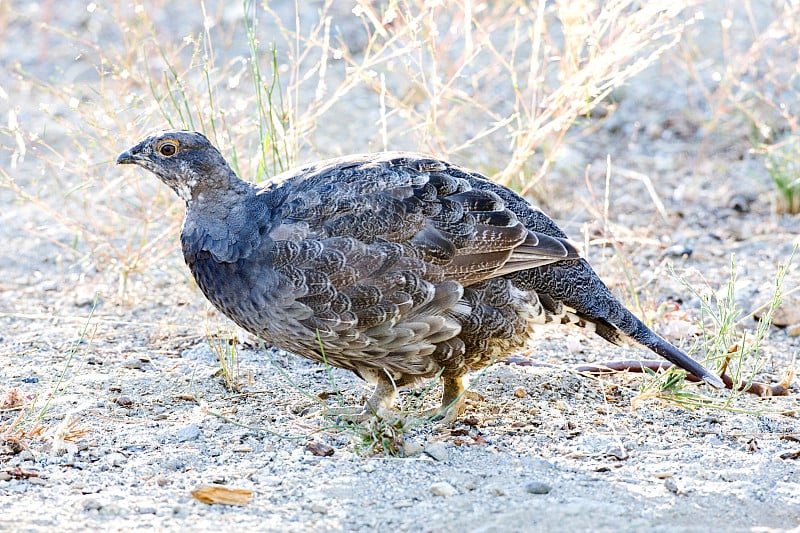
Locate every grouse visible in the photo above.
<box><xmin>117</xmin><ymin>130</ymin><xmax>723</xmax><ymax>421</ymax></box>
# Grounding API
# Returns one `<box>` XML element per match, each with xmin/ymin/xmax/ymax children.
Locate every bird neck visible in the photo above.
<box><xmin>182</xmin><ymin>180</ymin><xmax>268</xmax><ymax>263</ymax></box>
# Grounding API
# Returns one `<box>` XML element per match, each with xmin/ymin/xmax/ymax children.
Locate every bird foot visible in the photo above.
<box><xmin>416</xmin><ymin>397</ymin><xmax>468</xmax><ymax>425</ymax></box>
<box><xmin>323</xmin><ymin>405</ymin><xmax>377</xmax><ymax>423</ymax></box>
<box><xmin>323</xmin><ymin>404</ymin><xmax>400</xmax><ymax>424</ymax></box>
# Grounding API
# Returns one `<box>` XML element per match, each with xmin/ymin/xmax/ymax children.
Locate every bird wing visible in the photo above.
<box><xmin>262</xmin><ymin>152</ymin><xmax>580</xmax><ymax>286</ymax></box>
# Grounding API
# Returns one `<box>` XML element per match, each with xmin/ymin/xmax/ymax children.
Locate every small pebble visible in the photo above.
<box><xmin>18</xmin><ymin>450</ymin><xmax>34</xmax><ymax>462</ymax></box>
<box><xmin>83</xmin><ymin>499</ymin><xmax>102</xmax><ymax>511</ymax></box>
<box><xmin>98</xmin><ymin>503</ymin><xmax>125</xmax><ymax>517</ymax></box>
<box><xmin>605</xmin><ymin>445</ymin><xmax>628</xmax><ymax>460</ymax></box>
<box><xmin>305</xmin><ymin>441</ymin><xmax>334</xmax><ymax>457</ymax></box>
<box><xmin>175</xmin><ymin>424</ymin><xmax>201</xmax><ymax>442</ymax></box>
<box><xmin>165</xmin><ymin>458</ymin><xmax>186</xmax><ymax>471</ymax></box>
<box><xmin>122</xmin><ymin>360</ymin><xmax>143</xmax><ymax>370</ymax></box>
<box><xmin>424</xmin><ymin>442</ymin><xmax>449</xmax><ymax>462</ymax></box>
<box><xmin>664</xmin><ymin>244</ymin><xmax>692</xmax><ymax>258</ymax></box>
<box><xmin>402</xmin><ymin>439</ymin><xmax>424</xmax><ymax>457</ymax></box>
<box><xmin>462</xmin><ymin>415</ymin><xmax>480</xmax><ymax>427</ymax></box>
<box><xmin>114</xmin><ymin>396</ymin><xmax>134</xmax><ymax>408</ymax></box>
<box><xmin>765</xmin><ymin>298</ymin><xmax>800</xmax><ymax>327</ymax></box>
<box><xmin>652</xmin><ymin>471</ymin><xmax>674</xmax><ymax>479</ymax></box>
<box><xmin>308</xmin><ymin>503</ymin><xmax>328</xmax><ymax>514</ymax></box>
<box><xmin>233</xmin><ymin>445</ymin><xmax>254</xmax><ymax>453</ymax></box>
<box><xmin>491</xmin><ymin>486</ymin><xmax>506</xmax><ymax>496</ymax></box>
<box><xmin>513</xmin><ymin>387</ymin><xmax>527</xmax><ymax>398</ymax></box>
<box><xmin>524</xmin><ymin>481</ymin><xmax>552</xmax><ymax>494</ymax></box>
<box><xmin>105</xmin><ymin>452</ymin><xmax>127</xmax><ymax>467</ymax></box>
<box><xmin>361</xmin><ymin>462</ymin><xmax>376</xmax><ymax>473</ymax></box>
<box><xmin>787</xmin><ymin>323</ymin><xmax>800</xmax><ymax>337</ymax></box>
<box><xmin>74</xmin><ymin>289</ymin><xmax>98</xmax><ymax>307</ymax></box>
<box><xmin>429</xmin><ymin>481</ymin><xmax>457</xmax><ymax>497</ymax></box>
<box><xmin>664</xmin><ymin>477</ymin><xmax>680</xmax><ymax>494</ymax></box>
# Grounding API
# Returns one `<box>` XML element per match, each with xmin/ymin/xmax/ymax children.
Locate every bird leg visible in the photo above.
<box><xmin>420</xmin><ymin>375</ymin><xmax>467</xmax><ymax>424</ymax></box>
<box><xmin>324</xmin><ymin>369</ymin><xmax>398</xmax><ymax>422</ymax></box>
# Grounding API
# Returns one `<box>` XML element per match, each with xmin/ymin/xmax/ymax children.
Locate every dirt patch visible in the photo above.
<box><xmin>1</xmin><ymin>2</ymin><xmax>799</xmax><ymax>532</ymax></box>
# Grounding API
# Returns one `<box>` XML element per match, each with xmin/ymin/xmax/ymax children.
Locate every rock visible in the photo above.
<box><xmin>181</xmin><ymin>343</ymin><xmax>216</xmax><ymax>362</ymax></box>
<box><xmin>18</xmin><ymin>450</ymin><xmax>34</xmax><ymax>462</ymax></box>
<box><xmin>175</xmin><ymin>424</ymin><xmax>201</xmax><ymax>442</ymax></box>
<box><xmin>664</xmin><ymin>477</ymin><xmax>681</xmax><ymax>494</ymax></box>
<box><xmin>664</xmin><ymin>244</ymin><xmax>692</xmax><ymax>258</ymax></box>
<box><xmin>524</xmin><ymin>481</ymin><xmax>552</xmax><ymax>495</ymax></box>
<box><xmin>114</xmin><ymin>396</ymin><xmax>134</xmax><ymax>407</ymax></box>
<box><xmin>513</xmin><ymin>387</ymin><xmax>527</xmax><ymax>398</ymax></box>
<box><xmin>424</xmin><ymin>442</ymin><xmax>449</xmax><ymax>462</ymax></box>
<box><xmin>490</xmin><ymin>485</ymin><xmax>506</xmax><ymax>496</ymax></box>
<box><xmin>787</xmin><ymin>323</ymin><xmax>800</xmax><ymax>337</ymax></box>
<box><xmin>105</xmin><ymin>452</ymin><xmax>127</xmax><ymax>467</ymax></box>
<box><xmin>308</xmin><ymin>502</ymin><xmax>328</xmax><ymax>514</ymax></box>
<box><xmin>401</xmin><ymin>439</ymin><xmax>424</xmax><ymax>457</ymax></box>
<box><xmin>122</xmin><ymin>359</ymin><xmax>143</xmax><ymax>370</ymax></box>
<box><xmin>429</xmin><ymin>481</ymin><xmax>457</xmax><ymax>497</ymax></box>
<box><xmin>755</xmin><ymin>294</ymin><xmax>800</xmax><ymax>327</ymax></box>
<box><xmin>305</xmin><ymin>441</ymin><xmax>334</xmax><ymax>457</ymax></box>
<box><xmin>73</xmin><ymin>287</ymin><xmax>99</xmax><ymax>307</ymax></box>
<box><xmin>98</xmin><ymin>503</ymin><xmax>126</xmax><ymax>517</ymax></box>
<box><xmin>83</xmin><ymin>499</ymin><xmax>102</xmax><ymax>511</ymax></box>
<box><xmin>605</xmin><ymin>445</ymin><xmax>628</xmax><ymax>460</ymax></box>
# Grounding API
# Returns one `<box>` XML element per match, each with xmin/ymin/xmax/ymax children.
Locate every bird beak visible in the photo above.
<box><xmin>116</xmin><ymin>150</ymin><xmax>136</xmax><ymax>165</ymax></box>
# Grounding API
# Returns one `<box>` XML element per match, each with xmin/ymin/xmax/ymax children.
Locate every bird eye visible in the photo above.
<box><xmin>158</xmin><ymin>142</ymin><xmax>178</xmax><ymax>156</ymax></box>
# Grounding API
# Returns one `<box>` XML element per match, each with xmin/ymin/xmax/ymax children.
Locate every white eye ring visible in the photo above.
<box><xmin>158</xmin><ymin>142</ymin><xmax>178</xmax><ymax>156</ymax></box>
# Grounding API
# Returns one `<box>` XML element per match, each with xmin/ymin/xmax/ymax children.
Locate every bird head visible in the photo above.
<box><xmin>116</xmin><ymin>130</ymin><xmax>235</xmax><ymax>202</ymax></box>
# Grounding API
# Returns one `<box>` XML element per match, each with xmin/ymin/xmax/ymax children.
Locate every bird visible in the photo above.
<box><xmin>117</xmin><ymin>130</ymin><xmax>724</xmax><ymax>422</ymax></box>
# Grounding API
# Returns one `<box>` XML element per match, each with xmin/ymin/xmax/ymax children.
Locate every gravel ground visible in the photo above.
<box><xmin>2</xmin><ymin>2</ymin><xmax>800</xmax><ymax>532</ymax></box>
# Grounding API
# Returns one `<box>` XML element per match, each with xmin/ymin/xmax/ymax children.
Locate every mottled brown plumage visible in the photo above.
<box><xmin>117</xmin><ymin>130</ymin><xmax>723</xmax><ymax>421</ymax></box>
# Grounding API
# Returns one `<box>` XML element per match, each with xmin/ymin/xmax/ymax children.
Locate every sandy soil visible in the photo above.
<box><xmin>1</xmin><ymin>2</ymin><xmax>799</xmax><ymax>532</ymax></box>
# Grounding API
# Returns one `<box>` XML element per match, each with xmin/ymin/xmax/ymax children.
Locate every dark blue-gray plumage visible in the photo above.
<box><xmin>117</xmin><ymin>130</ymin><xmax>723</xmax><ymax>421</ymax></box>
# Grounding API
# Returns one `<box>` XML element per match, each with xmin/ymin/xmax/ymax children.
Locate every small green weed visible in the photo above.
<box><xmin>634</xmin><ymin>248</ymin><xmax>796</xmax><ymax>411</ymax></box>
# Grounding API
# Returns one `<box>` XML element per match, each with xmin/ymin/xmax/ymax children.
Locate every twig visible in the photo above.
<box><xmin>574</xmin><ymin>359</ymin><xmax>792</xmax><ymax>397</ymax></box>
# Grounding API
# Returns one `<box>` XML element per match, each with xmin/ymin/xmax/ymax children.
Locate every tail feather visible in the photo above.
<box><xmin>579</xmin><ymin>310</ymin><xmax>724</xmax><ymax>388</ymax></box>
<box><xmin>533</xmin><ymin>272</ymin><xmax>723</xmax><ymax>388</ymax></box>
<box><xmin>626</xmin><ymin>319</ymin><xmax>724</xmax><ymax>388</ymax></box>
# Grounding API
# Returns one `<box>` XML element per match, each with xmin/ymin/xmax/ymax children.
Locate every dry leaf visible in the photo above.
<box><xmin>191</xmin><ymin>484</ymin><xmax>253</xmax><ymax>506</ymax></box>
<box><xmin>4</xmin><ymin>466</ymin><xmax>39</xmax><ymax>479</ymax></box>
<box><xmin>305</xmin><ymin>441</ymin><xmax>334</xmax><ymax>457</ymax></box>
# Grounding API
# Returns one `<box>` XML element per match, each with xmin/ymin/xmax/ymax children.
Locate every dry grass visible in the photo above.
<box><xmin>1</xmin><ymin>0</ymin><xmax>703</xmax><ymax>292</ymax></box>
<box><xmin>682</xmin><ymin>0</ymin><xmax>800</xmax><ymax>212</ymax></box>
<box><xmin>0</xmin><ymin>1</ymin><xmax>797</xmax><ymax>426</ymax></box>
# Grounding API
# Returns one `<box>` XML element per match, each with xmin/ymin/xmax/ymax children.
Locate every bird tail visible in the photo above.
<box><xmin>532</xmin><ymin>260</ymin><xmax>724</xmax><ymax>388</ymax></box>
<box><xmin>581</xmin><ymin>311</ymin><xmax>724</xmax><ymax>388</ymax></box>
